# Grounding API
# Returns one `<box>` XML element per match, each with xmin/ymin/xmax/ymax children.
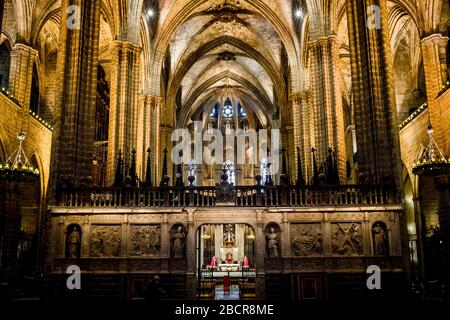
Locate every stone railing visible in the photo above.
<box><xmin>56</xmin><ymin>184</ymin><xmax>397</xmax><ymax>208</ymax></box>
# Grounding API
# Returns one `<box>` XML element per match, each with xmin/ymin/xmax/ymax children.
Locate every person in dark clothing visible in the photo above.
<box><xmin>145</xmin><ymin>275</ymin><xmax>167</xmax><ymax>301</ymax></box>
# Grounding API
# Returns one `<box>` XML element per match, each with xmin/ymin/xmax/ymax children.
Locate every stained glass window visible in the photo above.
<box><xmin>223</xmin><ymin>160</ymin><xmax>236</xmax><ymax>185</ymax></box>
<box><xmin>223</xmin><ymin>99</ymin><xmax>233</xmax><ymax>118</ymax></box>
<box><xmin>239</xmin><ymin>105</ymin><xmax>247</xmax><ymax>117</ymax></box>
<box><xmin>209</xmin><ymin>104</ymin><xmax>219</xmax><ymax>118</ymax></box>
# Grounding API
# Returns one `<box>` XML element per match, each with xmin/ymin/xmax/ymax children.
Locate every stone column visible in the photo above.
<box><xmin>48</xmin><ymin>0</ymin><xmax>101</xmax><ymax>194</ymax></box>
<box><xmin>8</xmin><ymin>43</ymin><xmax>38</xmax><ymax>111</ymax></box>
<box><xmin>421</xmin><ymin>34</ymin><xmax>449</xmax><ymax>147</ymax></box>
<box><xmin>291</xmin><ymin>92</ymin><xmax>311</xmax><ymax>183</ymax></box>
<box><xmin>285</xmin><ymin>125</ymin><xmax>295</xmax><ymax>182</ymax></box>
<box><xmin>106</xmin><ymin>41</ymin><xmax>142</xmax><ymax>185</ymax></box>
<box><xmin>308</xmin><ymin>36</ymin><xmax>346</xmax><ymax>180</ymax></box>
<box><xmin>138</xmin><ymin>95</ymin><xmax>162</xmax><ymax>186</ymax></box>
<box><xmin>346</xmin><ymin>0</ymin><xmax>402</xmax><ymax>190</ymax></box>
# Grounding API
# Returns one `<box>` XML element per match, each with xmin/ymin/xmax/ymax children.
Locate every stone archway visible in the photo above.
<box><xmin>196</xmin><ymin>222</ymin><xmax>256</xmax><ymax>299</ymax></box>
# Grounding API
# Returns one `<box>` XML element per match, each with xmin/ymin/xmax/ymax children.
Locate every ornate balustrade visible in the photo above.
<box><xmin>56</xmin><ymin>184</ymin><xmax>397</xmax><ymax>208</ymax></box>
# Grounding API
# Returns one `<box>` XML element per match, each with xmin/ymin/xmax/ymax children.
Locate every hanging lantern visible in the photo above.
<box><xmin>413</xmin><ymin>125</ymin><xmax>450</xmax><ymax>176</ymax></box>
<box><xmin>0</xmin><ymin>131</ymin><xmax>40</xmax><ymax>181</ymax></box>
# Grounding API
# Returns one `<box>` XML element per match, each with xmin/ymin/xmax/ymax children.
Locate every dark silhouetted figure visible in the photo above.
<box><xmin>145</xmin><ymin>276</ymin><xmax>166</xmax><ymax>301</ymax></box>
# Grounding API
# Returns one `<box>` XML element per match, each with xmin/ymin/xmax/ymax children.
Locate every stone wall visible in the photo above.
<box><xmin>0</xmin><ymin>92</ymin><xmax>52</xmax><ymax>198</ymax></box>
<box><xmin>49</xmin><ymin>205</ymin><xmax>406</xmax><ymax>299</ymax></box>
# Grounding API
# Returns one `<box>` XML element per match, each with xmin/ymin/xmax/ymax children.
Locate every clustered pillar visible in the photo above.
<box><xmin>346</xmin><ymin>0</ymin><xmax>402</xmax><ymax>190</ymax></box>
<box><xmin>49</xmin><ymin>0</ymin><xmax>101</xmax><ymax>194</ymax></box>
<box><xmin>308</xmin><ymin>36</ymin><xmax>346</xmax><ymax>181</ymax></box>
<box><xmin>107</xmin><ymin>41</ymin><xmax>142</xmax><ymax>185</ymax></box>
<box><xmin>8</xmin><ymin>44</ymin><xmax>38</xmax><ymax>111</ymax></box>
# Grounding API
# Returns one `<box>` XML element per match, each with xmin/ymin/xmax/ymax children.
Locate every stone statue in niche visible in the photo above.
<box><xmin>291</xmin><ymin>224</ymin><xmax>323</xmax><ymax>256</ymax></box>
<box><xmin>203</xmin><ymin>141</ymin><xmax>215</xmax><ymax>180</ymax></box>
<box><xmin>67</xmin><ymin>226</ymin><xmax>81</xmax><ymax>258</ymax></box>
<box><xmin>331</xmin><ymin>223</ymin><xmax>363</xmax><ymax>256</ymax></box>
<box><xmin>372</xmin><ymin>222</ymin><xmax>388</xmax><ymax>256</ymax></box>
<box><xmin>243</xmin><ymin>142</ymin><xmax>254</xmax><ymax>178</ymax></box>
<box><xmin>265</xmin><ymin>226</ymin><xmax>279</xmax><ymax>258</ymax></box>
<box><xmin>171</xmin><ymin>225</ymin><xmax>186</xmax><ymax>258</ymax></box>
<box><xmin>89</xmin><ymin>225</ymin><xmax>121</xmax><ymax>257</ymax></box>
<box><xmin>130</xmin><ymin>225</ymin><xmax>161</xmax><ymax>256</ymax></box>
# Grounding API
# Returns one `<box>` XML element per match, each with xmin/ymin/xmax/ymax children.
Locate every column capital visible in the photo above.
<box><xmin>289</xmin><ymin>91</ymin><xmax>308</xmax><ymax>104</ymax></box>
<box><xmin>420</xmin><ymin>33</ymin><xmax>449</xmax><ymax>46</ymax></box>
<box><xmin>11</xmin><ymin>43</ymin><xmax>38</xmax><ymax>58</ymax></box>
<box><xmin>307</xmin><ymin>35</ymin><xmax>339</xmax><ymax>48</ymax></box>
<box><xmin>139</xmin><ymin>94</ymin><xmax>163</xmax><ymax>107</ymax></box>
<box><xmin>111</xmin><ymin>40</ymin><xmax>142</xmax><ymax>54</ymax></box>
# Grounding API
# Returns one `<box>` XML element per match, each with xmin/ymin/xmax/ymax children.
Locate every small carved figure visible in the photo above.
<box><xmin>266</xmin><ymin>227</ymin><xmax>279</xmax><ymax>258</ymax></box>
<box><xmin>68</xmin><ymin>226</ymin><xmax>81</xmax><ymax>258</ymax></box>
<box><xmin>130</xmin><ymin>225</ymin><xmax>160</xmax><ymax>256</ymax></box>
<box><xmin>291</xmin><ymin>224</ymin><xmax>322</xmax><ymax>256</ymax></box>
<box><xmin>373</xmin><ymin>223</ymin><xmax>388</xmax><ymax>256</ymax></box>
<box><xmin>171</xmin><ymin>226</ymin><xmax>186</xmax><ymax>258</ymax></box>
<box><xmin>332</xmin><ymin>223</ymin><xmax>363</xmax><ymax>256</ymax></box>
<box><xmin>90</xmin><ymin>225</ymin><xmax>121</xmax><ymax>257</ymax></box>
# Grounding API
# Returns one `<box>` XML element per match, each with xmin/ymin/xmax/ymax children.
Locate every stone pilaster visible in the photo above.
<box><xmin>58</xmin><ymin>220</ymin><xmax>65</xmax><ymax>258</ymax></box>
<box><xmin>281</xmin><ymin>213</ymin><xmax>289</xmax><ymax>257</ymax></box>
<box><xmin>346</xmin><ymin>0</ymin><xmax>402</xmax><ymax>190</ymax></box>
<box><xmin>81</xmin><ymin>218</ymin><xmax>89</xmax><ymax>258</ymax></box>
<box><xmin>291</xmin><ymin>92</ymin><xmax>311</xmax><ymax>183</ymax></box>
<box><xmin>8</xmin><ymin>43</ymin><xmax>38</xmax><ymax>110</ymax></box>
<box><xmin>308</xmin><ymin>36</ymin><xmax>346</xmax><ymax>181</ymax></box>
<box><xmin>106</xmin><ymin>41</ymin><xmax>142</xmax><ymax>185</ymax></box>
<box><xmin>255</xmin><ymin>211</ymin><xmax>265</xmax><ymax>299</ymax></box>
<box><xmin>48</xmin><ymin>0</ymin><xmax>101</xmax><ymax>194</ymax></box>
<box><xmin>161</xmin><ymin>214</ymin><xmax>169</xmax><ymax>257</ymax></box>
<box><xmin>186</xmin><ymin>210</ymin><xmax>196</xmax><ymax>299</ymax></box>
<box><xmin>421</xmin><ymin>34</ymin><xmax>449</xmax><ymax>147</ymax></box>
<box><xmin>137</xmin><ymin>95</ymin><xmax>162</xmax><ymax>186</ymax></box>
<box><xmin>363</xmin><ymin>212</ymin><xmax>371</xmax><ymax>255</ymax></box>
<box><xmin>284</xmin><ymin>125</ymin><xmax>295</xmax><ymax>182</ymax></box>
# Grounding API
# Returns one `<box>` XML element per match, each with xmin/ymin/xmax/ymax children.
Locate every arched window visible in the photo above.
<box><xmin>222</xmin><ymin>98</ymin><xmax>233</xmax><ymax>118</ymax></box>
<box><xmin>223</xmin><ymin>160</ymin><xmax>235</xmax><ymax>185</ymax></box>
<box><xmin>260</xmin><ymin>157</ymin><xmax>270</xmax><ymax>185</ymax></box>
<box><xmin>188</xmin><ymin>159</ymin><xmax>197</xmax><ymax>186</ymax></box>
<box><xmin>29</xmin><ymin>65</ymin><xmax>40</xmax><ymax>113</ymax></box>
<box><xmin>0</xmin><ymin>43</ymin><xmax>11</xmax><ymax>90</ymax></box>
<box><xmin>238</xmin><ymin>104</ymin><xmax>247</xmax><ymax>117</ymax></box>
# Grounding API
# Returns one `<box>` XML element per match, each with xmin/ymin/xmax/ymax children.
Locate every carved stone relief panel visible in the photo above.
<box><xmin>290</xmin><ymin>223</ymin><xmax>323</xmax><ymax>256</ymax></box>
<box><xmin>331</xmin><ymin>222</ymin><xmax>363</xmax><ymax>256</ymax></box>
<box><xmin>89</xmin><ymin>225</ymin><xmax>121</xmax><ymax>257</ymax></box>
<box><xmin>130</xmin><ymin>225</ymin><xmax>161</xmax><ymax>256</ymax></box>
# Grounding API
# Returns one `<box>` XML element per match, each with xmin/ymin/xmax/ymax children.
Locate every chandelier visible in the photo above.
<box><xmin>0</xmin><ymin>131</ymin><xmax>40</xmax><ymax>180</ymax></box>
<box><xmin>413</xmin><ymin>125</ymin><xmax>450</xmax><ymax>176</ymax></box>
